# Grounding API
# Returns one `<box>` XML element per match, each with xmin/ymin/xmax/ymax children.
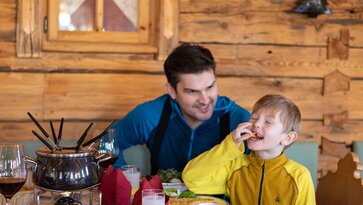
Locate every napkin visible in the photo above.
<box><xmin>132</xmin><ymin>175</ymin><xmax>169</xmax><ymax>205</ymax></box>
<box><xmin>99</xmin><ymin>165</ymin><xmax>132</xmax><ymax>205</ymax></box>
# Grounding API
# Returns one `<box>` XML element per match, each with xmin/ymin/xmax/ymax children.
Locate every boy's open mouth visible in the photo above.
<box><xmin>250</xmin><ymin>132</ymin><xmax>264</xmax><ymax>140</ymax></box>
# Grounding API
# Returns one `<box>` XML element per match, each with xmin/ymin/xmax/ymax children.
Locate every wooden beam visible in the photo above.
<box><xmin>156</xmin><ymin>0</ymin><xmax>179</xmax><ymax>60</ymax></box>
<box><xmin>16</xmin><ymin>0</ymin><xmax>41</xmax><ymax>57</ymax></box>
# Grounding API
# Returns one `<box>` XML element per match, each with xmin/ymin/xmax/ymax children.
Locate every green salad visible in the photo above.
<box><xmin>164</xmin><ymin>188</ymin><xmax>197</xmax><ymax>198</ymax></box>
<box><xmin>157</xmin><ymin>168</ymin><xmax>182</xmax><ymax>183</ymax></box>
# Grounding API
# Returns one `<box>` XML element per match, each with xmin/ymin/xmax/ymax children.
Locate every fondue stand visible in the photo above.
<box><xmin>33</xmin><ymin>184</ymin><xmax>101</xmax><ymax>205</ymax></box>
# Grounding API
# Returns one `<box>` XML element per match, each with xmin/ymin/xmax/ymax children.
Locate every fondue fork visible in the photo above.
<box><xmin>32</xmin><ymin>130</ymin><xmax>55</xmax><ymax>151</ymax></box>
<box><xmin>27</xmin><ymin>112</ymin><xmax>59</xmax><ymax>150</ymax></box>
<box><xmin>58</xmin><ymin>117</ymin><xmax>64</xmax><ymax>146</ymax></box>
<box><xmin>82</xmin><ymin>119</ymin><xmax>117</xmax><ymax>148</ymax></box>
<box><xmin>75</xmin><ymin>122</ymin><xmax>93</xmax><ymax>152</ymax></box>
<box><xmin>50</xmin><ymin>121</ymin><xmax>58</xmax><ymax>145</ymax></box>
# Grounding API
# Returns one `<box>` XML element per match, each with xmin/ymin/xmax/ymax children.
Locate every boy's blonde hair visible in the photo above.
<box><xmin>252</xmin><ymin>94</ymin><xmax>301</xmax><ymax>134</ymax></box>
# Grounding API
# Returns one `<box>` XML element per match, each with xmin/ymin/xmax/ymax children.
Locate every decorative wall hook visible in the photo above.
<box><xmin>294</xmin><ymin>0</ymin><xmax>332</xmax><ymax>18</ymax></box>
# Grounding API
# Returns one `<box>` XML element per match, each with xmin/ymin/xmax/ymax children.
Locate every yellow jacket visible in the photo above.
<box><xmin>182</xmin><ymin>134</ymin><xmax>316</xmax><ymax>205</ymax></box>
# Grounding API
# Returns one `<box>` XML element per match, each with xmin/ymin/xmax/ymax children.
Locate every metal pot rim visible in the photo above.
<box><xmin>36</xmin><ymin>147</ymin><xmax>96</xmax><ymax>158</ymax></box>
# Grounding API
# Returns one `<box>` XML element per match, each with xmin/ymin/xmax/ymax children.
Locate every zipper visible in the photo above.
<box><xmin>257</xmin><ymin>164</ymin><xmax>265</xmax><ymax>205</ymax></box>
<box><xmin>187</xmin><ymin>130</ymin><xmax>195</xmax><ymax>160</ymax></box>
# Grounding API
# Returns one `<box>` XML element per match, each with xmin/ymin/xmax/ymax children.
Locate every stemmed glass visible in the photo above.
<box><xmin>98</xmin><ymin>128</ymin><xmax>120</xmax><ymax>169</ymax></box>
<box><xmin>0</xmin><ymin>143</ymin><xmax>27</xmax><ymax>204</ymax></box>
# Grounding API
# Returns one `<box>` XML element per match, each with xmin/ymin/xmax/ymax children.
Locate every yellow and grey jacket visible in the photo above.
<box><xmin>182</xmin><ymin>134</ymin><xmax>316</xmax><ymax>205</ymax></box>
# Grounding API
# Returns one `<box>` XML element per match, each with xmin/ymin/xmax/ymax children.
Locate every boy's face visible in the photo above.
<box><xmin>166</xmin><ymin>69</ymin><xmax>218</xmax><ymax>128</ymax></box>
<box><xmin>247</xmin><ymin>109</ymin><xmax>291</xmax><ymax>155</ymax></box>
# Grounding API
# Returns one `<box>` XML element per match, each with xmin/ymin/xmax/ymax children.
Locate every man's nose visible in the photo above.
<box><xmin>198</xmin><ymin>91</ymin><xmax>209</xmax><ymax>104</ymax></box>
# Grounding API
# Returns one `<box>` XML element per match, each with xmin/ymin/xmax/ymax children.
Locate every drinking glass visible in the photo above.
<box><xmin>98</xmin><ymin>128</ymin><xmax>120</xmax><ymax>169</ymax></box>
<box><xmin>0</xmin><ymin>143</ymin><xmax>27</xmax><ymax>204</ymax></box>
<box><xmin>121</xmin><ymin>165</ymin><xmax>141</xmax><ymax>194</ymax></box>
<box><xmin>142</xmin><ymin>189</ymin><xmax>165</xmax><ymax>205</ymax></box>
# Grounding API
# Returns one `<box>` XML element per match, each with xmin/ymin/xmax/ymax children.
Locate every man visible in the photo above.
<box><xmin>112</xmin><ymin>43</ymin><xmax>250</xmax><ymax>174</ymax></box>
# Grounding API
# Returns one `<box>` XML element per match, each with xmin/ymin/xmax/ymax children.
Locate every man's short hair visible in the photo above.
<box><xmin>164</xmin><ymin>43</ymin><xmax>216</xmax><ymax>89</ymax></box>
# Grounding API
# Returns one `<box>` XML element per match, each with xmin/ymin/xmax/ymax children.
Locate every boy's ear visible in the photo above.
<box><xmin>165</xmin><ymin>83</ymin><xmax>176</xmax><ymax>99</ymax></box>
<box><xmin>281</xmin><ymin>131</ymin><xmax>298</xmax><ymax>146</ymax></box>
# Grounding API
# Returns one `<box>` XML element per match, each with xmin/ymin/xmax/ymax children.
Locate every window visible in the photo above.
<box><xmin>43</xmin><ymin>0</ymin><xmax>157</xmax><ymax>53</ymax></box>
<box><xmin>16</xmin><ymin>0</ymin><xmax>178</xmax><ymax>58</ymax></box>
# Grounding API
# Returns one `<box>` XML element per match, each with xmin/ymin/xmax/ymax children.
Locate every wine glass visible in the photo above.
<box><xmin>0</xmin><ymin>143</ymin><xmax>27</xmax><ymax>204</ymax></box>
<box><xmin>98</xmin><ymin>128</ymin><xmax>120</xmax><ymax>169</ymax></box>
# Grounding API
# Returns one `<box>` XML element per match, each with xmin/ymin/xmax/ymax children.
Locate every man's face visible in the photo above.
<box><xmin>168</xmin><ymin>70</ymin><xmax>218</xmax><ymax>128</ymax></box>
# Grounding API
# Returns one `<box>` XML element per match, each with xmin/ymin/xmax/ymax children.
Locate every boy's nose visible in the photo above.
<box><xmin>254</xmin><ymin>120</ymin><xmax>262</xmax><ymax>128</ymax></box>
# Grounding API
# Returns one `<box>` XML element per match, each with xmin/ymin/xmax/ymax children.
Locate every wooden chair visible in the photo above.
<box><xmin>316</xmin><ymin>152</ymin><xmax>363</xmax><ymax>205</ymax></box>
<box><xmin>0</xmin><ymin>193</ymin><xmax>5</xmax><ymax>205</ymax></box>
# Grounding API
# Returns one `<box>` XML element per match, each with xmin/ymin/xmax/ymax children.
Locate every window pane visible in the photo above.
<box><xmin>59</xmin><ymin>0</ymin><xmax>95</xmax><ymax>31</ymax></box>
<box><xmin>103</xmin><ymin>0</ymin><xmax>138</xmax><ymax>32</ymax></box>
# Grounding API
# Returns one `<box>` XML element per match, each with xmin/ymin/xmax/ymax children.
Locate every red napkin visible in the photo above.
<box><xmin>132</xmin><ymin>175</ymin><xmax>169</xmax><ymax>205</ymax></box>
<box><xmin>99</xmin><ymin>165</ymin><xmax>132</xmax><ymax>205</ymax></box>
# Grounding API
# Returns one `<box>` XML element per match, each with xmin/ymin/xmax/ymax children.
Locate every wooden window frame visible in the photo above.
<box><xmin>17</xmin><ymin>0</ymin><xmax>178</xmax><ymax>59</ymax></box>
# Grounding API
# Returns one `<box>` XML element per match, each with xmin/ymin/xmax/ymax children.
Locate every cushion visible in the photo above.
<box><xmin>285</xmin><ymin>142</ymin><xmax>319</xmax><ymax>189</ymax></box>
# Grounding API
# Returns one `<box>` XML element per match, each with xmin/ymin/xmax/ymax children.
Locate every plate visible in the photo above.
<box><xmin>198</xmin><ymin>196</ymin><xmax>229</xmax><ymax>205</ymax></box>
<box><xmin>168</xmin><ymin>195</ymin><xmax>229</xmax><ymax>205</ymax></box>
<box><xmin>162</xmin><ymin>182</ymin><xmax>188</xmax><ymax>192</ymax></box>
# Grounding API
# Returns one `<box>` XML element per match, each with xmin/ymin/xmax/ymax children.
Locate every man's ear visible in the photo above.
<box><xmin>281</xmin><ymin>131</ymin><xmax>298</xmax><ymax>146</ymax></box>
<box><xmin>165</xmin><ymin>83</ymin><xmax>176</xmax><ymax>99</ymax></box>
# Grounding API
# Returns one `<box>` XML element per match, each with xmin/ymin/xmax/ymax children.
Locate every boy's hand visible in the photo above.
<box><xmin>231</xmin><ymin>122</ymin><xmax>253</xmax><ymax>148</ymax></box>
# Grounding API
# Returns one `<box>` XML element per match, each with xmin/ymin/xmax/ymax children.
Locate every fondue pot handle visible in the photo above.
<box><xmin>96</xmin><ymin>153</ymin><xmax>112</xmax><ymax>167</ymax></box>
<box><xmin>24</xmin><ymin>155</ymin><xmax>38</xmax><ymax>170</ymax></box>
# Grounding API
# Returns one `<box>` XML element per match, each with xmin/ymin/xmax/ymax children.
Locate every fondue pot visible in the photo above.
<box><xmin>25</xmin><ymin>147</ymin><xmax>110</xmax><ymax>191</ymax></box>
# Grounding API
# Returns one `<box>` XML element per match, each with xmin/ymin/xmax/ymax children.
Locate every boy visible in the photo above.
<box><xmin>182</xmin><ymin>94</ymin><xmax>316</xmax><ymax>205</ymax></box>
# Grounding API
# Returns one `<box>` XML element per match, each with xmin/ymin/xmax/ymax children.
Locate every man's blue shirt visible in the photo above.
<box><xmin>113</xmin><ymin>94</ymin><xmax>250</xmax><ymax>170</ymax></box>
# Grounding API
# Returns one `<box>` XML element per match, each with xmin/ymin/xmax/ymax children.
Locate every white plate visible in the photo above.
<box><xmin>162</xmin><ymin>182</ymin><xmax>188</xmax><ymax>192</ymax></box>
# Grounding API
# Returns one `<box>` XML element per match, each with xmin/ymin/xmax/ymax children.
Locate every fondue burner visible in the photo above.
<box><xmin>33</xmin><ymin>184</ymin><xmax>101</xmax><ymax>205</ymax></box>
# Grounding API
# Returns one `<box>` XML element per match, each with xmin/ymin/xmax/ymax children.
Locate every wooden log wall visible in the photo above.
<box><xmin>1</xmin><ymin>0</ymin><xmax>363</xmax><ymax>179</ymax></box>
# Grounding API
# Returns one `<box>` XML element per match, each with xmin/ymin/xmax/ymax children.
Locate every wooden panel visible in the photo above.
<box><xmin>0</xmin><ymin>0</ymin><xmax>16</xmax><ymax>41</ymax></box>
<box><xmin>233</xmin><ymin>45</ymin><xmax>363</xmax><ymax>78</ymax></box>
<box><xmin>0</xmin><ymin>73</ymin><xmax>44</xmax><ymax>120</ymax></box>
<box><xmin>0</xmin><ymin>42</ymin><xmax>162</xmax><ymax>71</ymax></box>
<box><xmin>0</xmin><ymin>73</ymin><xmax>359</xmax><ymax>121</ymax></box>
<box><xmin>43</xmin><ymin>73</ymin><xmax>166</xmax><ymax>119</ymax></box>
<box><xmin>17</xmin><ymin>73</ymin><xmax>355</xmax><ymax>120</ymax></box>
<box><xmin>180</xmin><ymin>0</ymin><xmax>363</xmax><ymax>13</ymax></box>
<box><xmin>301</xmin><ymin>120</ymin><xmax>363</xmax><ymax>144</ymax></box>
<box><xmin>222</xmin><ymin>78</ymin><xmax>363</xmax><ymax>120</ymax></box>
<box><xmin>180</xmin><ymin>12</ymin><xmax>363</xmax><ymax>46</ymax></box>
<box><xmin>3</xmin><ymin>42</ymin><xmax>363</xmax><ymax>78</ymax></box>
